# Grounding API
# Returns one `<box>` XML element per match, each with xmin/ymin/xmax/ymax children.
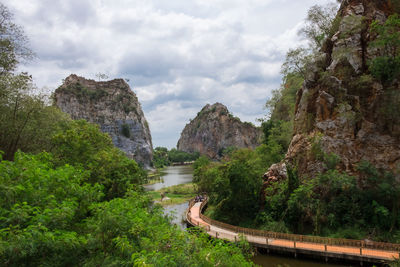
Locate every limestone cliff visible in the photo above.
<box><xmin>265</xmin><ymin>0</ymin><xmax>400</xmax><ymax>182</ymax></box>
<box><xmin>177</xmin><ymin>103</ymin><xmax>261</xmax><ymax>159</ymax></box>
<box><xmin>54</xmin><ymin>74</ymin><xmax>153</xmax><ymax>168</ymax></box>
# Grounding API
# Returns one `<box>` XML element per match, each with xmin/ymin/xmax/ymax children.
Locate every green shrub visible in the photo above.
<box><xmin>369</xmin><ymin>56</ymin><xmax>400</xmax><ymax>84</ymax></box>
<box><xmin>193</xmin><ymin>148</ymin><xmax>269</xmax><ymax>225</ymax></box>
<box><xmin>369</xmin><ymin>14</ymin><xmax>400</xmax><ymax>84</ymax></box>
<box><xmin>51</xmin><ymin>120</ymin><xmax>146</xmax><ymax>199</ymax></box>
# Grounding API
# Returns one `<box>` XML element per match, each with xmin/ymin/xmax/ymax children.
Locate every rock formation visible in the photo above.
<box><xmin>177</xmin><ymin>103</ymin><xmax>261</xmax><ymax>159</ymax></box>
<box><xmin>54</xmin><ymin>74</ymin><xmax>153</xmax><ymax>168</ymax></box>
<box><xmin>265</xmin><ymin>0</ymin><xmax>400</xmax><ymax>182</ymax></box>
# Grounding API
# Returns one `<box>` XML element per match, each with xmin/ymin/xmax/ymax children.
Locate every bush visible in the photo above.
<box><xmin>194</xmin><ymin>148</ymin><xmax>268</xmax><ymax>225</ymax></box>
<box><xmin>51</xmin><ymin>120</ymin><xmax>146</xmax><ymax>199</ymax></box>
<box><xmin>369</xmin><ymin>56</ymin><xmax>400</xmax><ymax>84</ymax></box>
<box><xmin>369</xmin><ymin>14</ymin><xmax>400</xmax><ymax>84</ymax></box>
<box><xmin>0</xmin><ymin>152</ymin><xmax>103</xmax><ymax>266</ymax></box>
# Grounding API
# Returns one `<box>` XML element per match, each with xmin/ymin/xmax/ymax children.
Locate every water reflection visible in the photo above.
<box><xmin>163</xmin><ymin>202</ymin><xmax>188</xmax><ymax>229</ymax></box>
<box><xmin>145</xmin><ymin>165</ymin><xmax>194</xmax><ymax>191</ymax></box>
<box><xmin>253</xmin><ymin>254</ymin><xmax>350</xmax><ymax>267</ymax></box>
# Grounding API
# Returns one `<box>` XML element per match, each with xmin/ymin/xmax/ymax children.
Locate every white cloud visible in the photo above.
<box><xmin>8</xmin><ymin>0</ymin><xmax>337</xmax><ymax>148</ymax></box>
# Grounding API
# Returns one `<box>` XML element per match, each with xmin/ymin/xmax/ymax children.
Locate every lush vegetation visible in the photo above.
<box><xmin>51</xmin><ymin>120</ymin><xmax>147</xmax><ymax>200</ymax></box>
<box><xmin>259</xmin><ymin>159</ymin><xmax>400</xmax><ymax>241</ymax></box>
<box><xmin>153</xmin><ymin>147</ymin><xmax>200</xmax><ymax>168</ymax></box>
<box><xmin>148</xmin><ymin>183</ymin><xmax>197</xmax><ymax>206</ymax></box>
<box><xmin>0</xmin><ymin>152</ymin><xmax>254</xmax><ymax>266</ymax></box>
<box><xmin>0</xmin><ymin>4</ymin><xmax>254</xmax><ymax>266</ymax></box>
<box><xmin>194</xmin><ymin>148</ymin><xmax>273</xmax><ymax>226</ymax></box>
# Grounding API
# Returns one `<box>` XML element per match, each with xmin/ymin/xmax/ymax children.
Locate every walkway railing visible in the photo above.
<box><xmin>186</xmin><ymin>198</ymin><xmax>196</xmax><ymax>223</ymax></box>
<box><xmin>190</xmin><ymin>196</ymin><xmax>400</xmax><ymax>253</ymax></box>
<box><xmin>186</xmin><ymin>197</ymin><xmax>210</xmax><ymax>231</ymax></box>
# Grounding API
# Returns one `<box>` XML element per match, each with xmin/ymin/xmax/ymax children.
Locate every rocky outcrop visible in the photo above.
<box><xmin>265</xmin><ymin>0</ymin><xmax>400</xmax><ymax>182</ymax></box>
<box><xmin>177</xmin><ymin>103</ymin><xmax>261</xmax><ymax>159</ymax></box>
<box><xmin>54</xmin><ymin>74</ymin><xmax>153</xmax><ymax>168</ymax></box>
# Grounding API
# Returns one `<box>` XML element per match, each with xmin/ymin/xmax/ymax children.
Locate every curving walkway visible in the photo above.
<box><xmin>187</xmin><ymin>201</ymin><xmax>400</xmax><ymax>263</ymax></box>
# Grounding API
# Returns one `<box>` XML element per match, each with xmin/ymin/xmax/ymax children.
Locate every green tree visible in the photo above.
<box><xmin>168</xmin><ymin>148</ymin><xmax>199</xmax><ymax>163</ymax></box>
<box><xmin>0</xmin><ymin>3</ymin><xmax>33</xmax><ymax>74</ymax></box>
<box><xmin>0</xmin><ymin>74</ymin><xmax>69</xmax><ymax>160</ymax></box>
<box><xmin>299</xmin><ymin>2</ymin><xmax>340</xmax><ymax>49</ymax></box>
<box><xmin>194</xmin><ymin>149</ymin><xmax>267</xmax><ymax>225</ymax></box>
<box><xmin>369</xmin><ymin>14</ymin><xmax>400</xmax><ymax>83</ymax></box>
<box><xmin>51</xmin><ymin>120</ymin><xmax>146</xmax><ymax>199</ymax></box>
<box><xmin>153</xmin><ymin>146</ymin><xmax>170</xmax><ymax>168</ymax></box>
<box><xmin>281</xmin><ymin>48</ymin><xmax>312</xmax><ymax>79</ymax></box>
<box><xmin>0</xmin><ymin>152</ymin><xmax>103</xmax><ymax>266</ymax></box>
<box><xmin>0</xmin><ymin>3</ymin><xmax>65</xmax><ymax>161</ymax></box>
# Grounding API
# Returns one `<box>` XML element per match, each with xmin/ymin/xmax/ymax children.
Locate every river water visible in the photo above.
<box><xmin>145</xmin><ymin>165</ymin><xmax>193</xmax><ymax>229</ymax></box>
<box><xmin>145</xmin><ymin>165</ymin><xmax>193</xmax><ymax>191</ymax></box>
<box><xmin>148</xmin><ymin>165</ymin><xmax>348</xmax><ymax>267</ymax></box>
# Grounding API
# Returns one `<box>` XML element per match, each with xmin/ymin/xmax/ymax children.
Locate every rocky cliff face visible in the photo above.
<box><xmin>177</xmin><ymin>103</ymin><xmax>261</xmax><ymax>159</ymax></box>
<box><xmin>54</xmin><ymin>74</ymin><xmax>153</xmax><ymax>168</ymax></box>
<box><xmin>265</xmin><ymin>0</ymin><xmax>400</xmax><ymax>182</ymax></box>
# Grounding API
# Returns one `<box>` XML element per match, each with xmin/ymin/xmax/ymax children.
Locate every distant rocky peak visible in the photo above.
<box><xmin>54</xmin><ymin>74</ymin><xmax>153</xmax><ymax>168</ymax></box>
<box><xmin>177</xmin><ymin>103</ymin><xmax>261</xmax><ymax>159</ymax></box>
<box><xmin>202</xmin><ymin>102</ymin><xmax>227</xmax><ymax>112</ymax></box>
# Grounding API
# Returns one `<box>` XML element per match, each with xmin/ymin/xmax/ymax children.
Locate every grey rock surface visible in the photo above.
<box><xmin>54</xmin><ymin>74</ymin><xmax>153</xmax><ymax>168</ymax></box>
<box><xmin>177</xmin><ymin>103</ymin><xmax>262</xmax><ymax>159</ymax></box>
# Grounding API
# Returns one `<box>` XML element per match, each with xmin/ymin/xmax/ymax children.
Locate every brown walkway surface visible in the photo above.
<box><xmin>189</xmin><ymin>202</ymin><xmax>399</xmax><ymax>261</ymax></box>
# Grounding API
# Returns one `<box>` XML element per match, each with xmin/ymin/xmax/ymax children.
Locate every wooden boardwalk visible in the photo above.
<box><xmin>186</xmin><ymin>200</ymin><xmax>400</xmax><ymax>264</ymax></box>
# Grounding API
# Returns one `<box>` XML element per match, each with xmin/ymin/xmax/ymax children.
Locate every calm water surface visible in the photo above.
<box><xmin>148</xmin><ymin>165</ymin><xmax>350</xmax><ymax>267</ymax></box>
<box><xmin>145</xmin><ymin>165</ymin><xmax>193</xmax><ymax>191</ymax></box>
<box><xmin>253</xmin><ymin>254</ymin><xmax>351</xmax><ymax>267</ymax></box>
<box><xmin>146</xmin><ymin>165</ymin><xmax>194</xmax><ymax>229</ymax></box>
<box><xmin>163</xmin><ymin>202</ymin><xmax>188</xmax><ymax>229</ymax></box>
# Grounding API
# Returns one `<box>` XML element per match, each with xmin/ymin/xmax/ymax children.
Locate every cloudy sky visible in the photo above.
<box><xmin>8</xmin><ymin>0</ymin><xmax>334</xmax><ymax>149</ymax></box>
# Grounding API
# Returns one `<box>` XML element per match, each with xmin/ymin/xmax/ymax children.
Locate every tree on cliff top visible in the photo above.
<box><xmin>299</xmin><ymin>2</ymin><xmax>340</xmax><ymax>49</ymax></box>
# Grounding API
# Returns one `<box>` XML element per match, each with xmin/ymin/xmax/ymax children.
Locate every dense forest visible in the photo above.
<box><xmin>153</xmin><ymin>147</ymin><xmax>200</xmax><ymax>168</ymax></box>
<box><xmin>194</xmin><ymin>1</ymin><xmax>400</xmax><ymax>243</ymax></box>
<box><xmin>0</xmin><ymin>3</ymin><xmax>254</xmax><ymax>266</ymax></box>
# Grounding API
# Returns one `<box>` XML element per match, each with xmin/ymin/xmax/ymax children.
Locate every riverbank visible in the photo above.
<box><xmin>149</xmin><ymin>183</ymin><xmax>197</xmax><ymax>206</ymax></box>
<box><xmin>146</xmin><ymin>168</ymin><xmax>167</xmax><ymax>183</ymax></box>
